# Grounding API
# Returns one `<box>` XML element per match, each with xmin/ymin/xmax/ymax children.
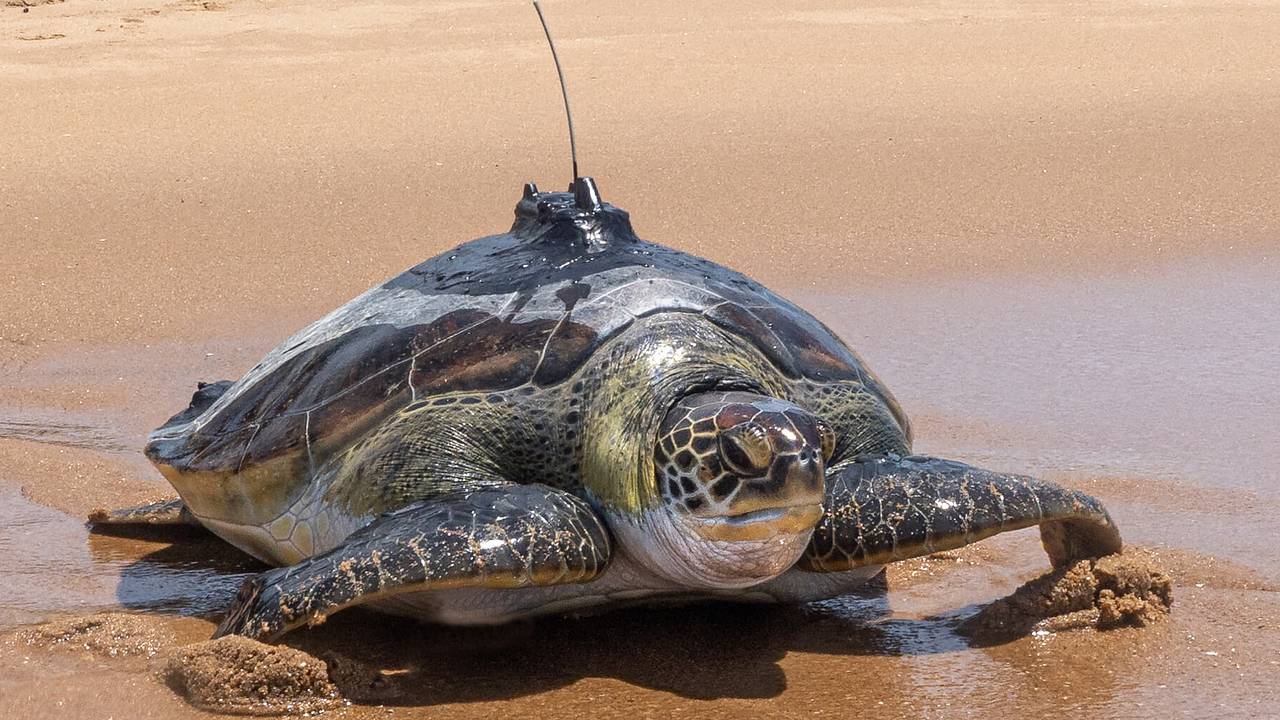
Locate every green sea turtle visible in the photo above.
<box><xmin>92</xmin><ymin>177</ymin><xmax>1121</xmax><ymax>642</ymax></box>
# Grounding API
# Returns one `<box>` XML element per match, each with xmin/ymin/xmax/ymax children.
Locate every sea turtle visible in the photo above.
<box><xmin>93</xmin><ymin>178</ymin><xmax>1121</xmax><ymax>642</ymax></box>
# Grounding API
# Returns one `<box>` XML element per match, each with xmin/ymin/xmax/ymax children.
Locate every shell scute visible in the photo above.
<box><xmin>532</xmin><ymin>317</ymin><xmax>602</xmax><ymax>386</ymax></box>
<box><xmin>408</xmin><ymin>313</ymin><xmax>550</xmax><ymax>396</ymax></box>
<box><xmin>748</xmin><ymin>304</ymin><xmax>862</xmax><ymax>383</ymax></box>
<box><xmin>704</xmin><ymin>301</ymin><xmax>797</xmax><ymax>376</ymax></box>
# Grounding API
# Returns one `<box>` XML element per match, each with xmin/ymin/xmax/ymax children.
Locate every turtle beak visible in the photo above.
<box><xmin>692</xmin><ymin>503</ymin><xmax>824</xmax><ymax>542</ymax></box>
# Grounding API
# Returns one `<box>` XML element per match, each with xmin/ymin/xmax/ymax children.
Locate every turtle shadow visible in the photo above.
<box><xmin>283</xmin><ymin>605</ymin><xmax>804</xmax><ymax>703</ymax></box>
<box><xmin>295</xmin><ymin>584</ymin><xmax>985</xmax><ymax>706</ymax></box>
<box><xmin>96</xmin><ymin>535</ymin><xmax>993</xmax><ymax>705</ymax></box>
<box><xmin>280</xmin><ymin>576</ymin><xmax>977</xmax><ymax>702</ymax></box>
<box><xmin>88</xmin><ymin>525</ymin><xmax>264</xmax><ymax>618</ymax></box>
<box><xmin>281</xmin><ymin>597</ymin><xmax>908</xmax><ymax>705</ymax></box>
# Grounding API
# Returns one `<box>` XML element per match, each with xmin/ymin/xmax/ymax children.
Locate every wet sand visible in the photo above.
<box><xmin>2</xmin><ymin>0</ymin><xmax>1279</xmax><ymax>717</ymax></box>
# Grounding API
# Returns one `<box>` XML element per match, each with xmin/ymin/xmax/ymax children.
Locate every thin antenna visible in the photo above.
<box><xmin>532</xmin><ymin>0</ymin><xmax>579</xmax><ymax>182</ymax></box>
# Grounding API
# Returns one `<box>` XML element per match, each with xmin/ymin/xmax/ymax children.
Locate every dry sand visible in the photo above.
<box><xmin>2</xmin><ymin>0</ymin><xmax>1279</xmax><ymax>717</ymax></box>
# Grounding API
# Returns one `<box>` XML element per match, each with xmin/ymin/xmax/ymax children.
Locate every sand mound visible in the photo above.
<box><xmin>164</xmin><ymin>636</ymin><xmax>341</xmax><ymax>716</ymax></box>
<box><xmin>19</xmin><ymin>613</ymin><xmax>175</xmax><ymax>658</ymax></box>
<box><xmin>962</xmin><ymin>550</ymin><xmax>1173</xmax><ymax>639</ymax></box>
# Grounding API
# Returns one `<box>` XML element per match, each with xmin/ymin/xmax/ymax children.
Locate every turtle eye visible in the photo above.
<box><xmin>815</xmin><ymin>419</ymin><xmax>836</xmax><ymax>462</ymax></box>
<box><xmin>718</xmin><ymin>422</ymin><xmax>773</xmax><ymax>477</ymax></box>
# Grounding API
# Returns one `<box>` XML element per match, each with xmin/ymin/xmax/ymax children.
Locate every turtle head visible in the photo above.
<box><xmin>633</xmin><ymin>391</ymin><xmax>832</xmax><ymax>588</ymax></box>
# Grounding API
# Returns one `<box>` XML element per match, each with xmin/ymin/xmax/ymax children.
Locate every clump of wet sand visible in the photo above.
<box><xmin>164</xmin><ymin>636</ymin><xmax>342</xmax><ymax>715</ymax></box>
<box><xmin>963</xmin><ymin>550</ymin><xmax>1173</xmax><ymax>639</ymax></box>
<box><xmin>164</xmin><ymin>635</ymin><xmax>397</xmax><ymax>715</ymax></box>
<box><xmin>19</xmin><ymin>612</ymin><xmax>176</xmax><ymax>658</ymax></box>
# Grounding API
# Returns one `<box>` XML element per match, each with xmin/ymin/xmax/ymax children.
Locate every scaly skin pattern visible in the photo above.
<box><xmin>653</xmin><ymin>391</ymin><xmax>833</xmax><ymax>518</ymax></box>
<box><xmin>802</xmin><ymin>454</ymin><xmax>1122</xmax><ymax>572</ymax></box>
<box><xmin>215</xmin><ymin>485</ymin><xmax>610</xmax><ymax>642</ymax></box>
<box><xmin>88</xmin><ymin>497</ymin><xmax>200</xmax><ymax>527</ymax></box>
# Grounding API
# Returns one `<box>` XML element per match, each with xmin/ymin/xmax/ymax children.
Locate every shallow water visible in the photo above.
<box><xmin>806</xmin><ymin>262</ymin><xmax>1280</xmax><ymax>489</ymax></box>
<box><xmin>799</xmin><ymin>260</ymin><xmax>1280</xmax><ymax>574</ymax></box>
<box><xmin>0</xmin><ymin>420</ymin><xmax>132</xmax><ymax>453</ymax></box>
<box><xmin>0</xmin><ymin>485</ymin><xmax>259</xmax><ymax>627</ymax></box>
<box><xmin>1</xmin><ymin>260</ymin><xmax>1278</xmax><ymax>718</ymax></box>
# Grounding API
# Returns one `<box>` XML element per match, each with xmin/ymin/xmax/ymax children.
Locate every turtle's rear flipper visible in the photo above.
<box><xmin>88</xmin><ymin>497</ymin><xmax>201</xmax><ymax>527</ymax></box>
<box><xmin>802</xmin><ymin>454</ymin><xmax>1122</xmax><ymax>572</ymax></box>
<box><xmin>214</xmin><ymin>484</ymin><xmax>611</xmax><ymax>642</ymax></box>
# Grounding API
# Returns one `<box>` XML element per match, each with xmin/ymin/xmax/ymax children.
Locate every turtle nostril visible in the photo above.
<box><xmin>786</xmin><ymin>453</ymin><xmax>825</xmax><ymax>493</ymax></box>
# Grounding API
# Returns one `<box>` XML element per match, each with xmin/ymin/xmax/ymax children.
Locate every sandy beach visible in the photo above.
<box><xmin>2</xmin><ymin>0</ymin><xmax>1279</xmax><ymax>717</ymax></box>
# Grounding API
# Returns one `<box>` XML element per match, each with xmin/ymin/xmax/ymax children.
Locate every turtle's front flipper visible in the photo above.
<box><xmin>802</xmin><ymin>454</ymin><xmax>1121</xmax><ymax>572</ymax></box>
<box><xmin>215</xmin><ymin>484</ymin><xmax>610</xmax><ymax>642</ymax></box>
<box><xmin>88</xmin><ymin>498</ymin><xmax>201</xmax><ymax>527</ymax></box>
